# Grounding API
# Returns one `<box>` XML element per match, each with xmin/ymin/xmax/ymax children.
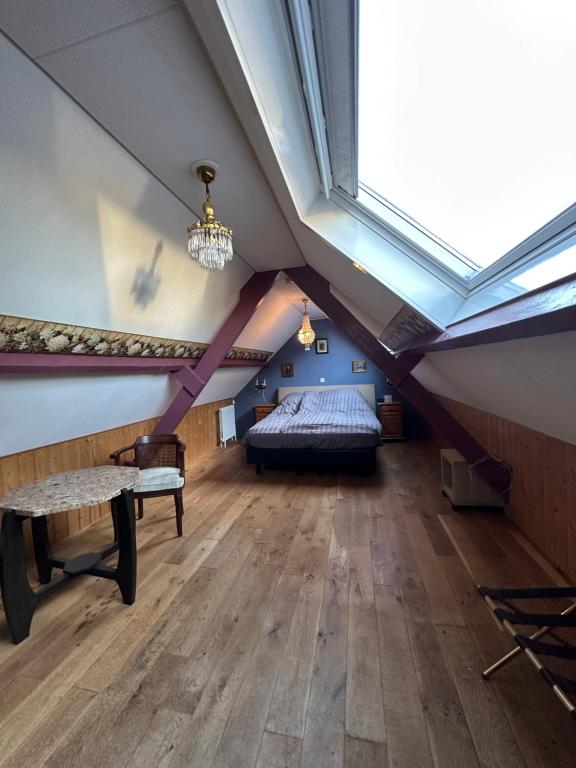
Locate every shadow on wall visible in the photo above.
<box><xmin>131</xmin><ymin>240</ymin><xmax>163</xmax><ymax>307</ymax></box>
<box><xmin>234</xmin><ymin>318</ymin><xmax>430</xmax><ymax>438</ymax></box>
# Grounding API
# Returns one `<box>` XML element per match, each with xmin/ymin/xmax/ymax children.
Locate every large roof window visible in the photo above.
<box><xmin>358</xmin><ymin>0</ymin><xmax>576</xmax><ymax>273</ymax></box>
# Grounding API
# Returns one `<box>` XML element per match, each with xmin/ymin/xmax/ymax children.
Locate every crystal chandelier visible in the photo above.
<box><xmin>187</xmin><ymin>164</ymin><xmax>233</xmax><ymax>271</ymax></box>
<box><xmin>297</xmin><ymin>298</ymin><xmax>315</xmax><ymax>350</ymax></box>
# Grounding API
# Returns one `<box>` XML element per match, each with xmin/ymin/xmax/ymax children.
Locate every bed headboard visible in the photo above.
<box><xmin>277</xmin><ymin>384</ymin><xmax>376</xmax><ymax>412</ymax></box>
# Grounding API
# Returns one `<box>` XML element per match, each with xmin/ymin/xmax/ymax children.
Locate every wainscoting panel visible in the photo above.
<box><xmin>0</xmin><ymin>398</ymin><xmax>232</xmax><ymax>555</ymax></box>
<box><xmin>437</xmin><ymin>396</ymin><xmax>576</xmax><ymax>582</ymax></box>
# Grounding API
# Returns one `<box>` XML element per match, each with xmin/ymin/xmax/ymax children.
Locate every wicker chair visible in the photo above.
<box><xmin>110</xmin><ymin>434</ymin><xmax>186</xmax><ymax>536</ymax></box>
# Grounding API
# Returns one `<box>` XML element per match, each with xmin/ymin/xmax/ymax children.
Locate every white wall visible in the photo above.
<box><xmin>0</xmin><ymin>374</ymin><xmax>181</xmax><ymax>455</ymax></box>
<box><xmin>413</xmin><ymin>330</ymin><xmax>576</xmax><ymax>446</ymax></box>
<box><xmin>0</xmin><ymin>34</ymin><xmax>258</xmax><ymax>455</ymax></box>
<box><xmin>0</xmin><ymin>33</ymin><xmax>252</xmax><ymax>337</ymax></box>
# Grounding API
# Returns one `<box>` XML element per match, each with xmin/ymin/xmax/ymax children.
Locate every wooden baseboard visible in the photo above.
<box><xmin>0</xmin><ymin>399</ymin><xmax>232</xmax><ymax>555</ymax></box>
<box><xmin>437</xmin><ymin>395</ymin><xmax>576</xmax><ymax>583</ymax></box>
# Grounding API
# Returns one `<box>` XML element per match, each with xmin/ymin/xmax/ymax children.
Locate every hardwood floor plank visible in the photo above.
<box><xmin>256</xmin><ymin>732</ymin><xmax>302</xmax><ymax>768</ymax></box>
<box><xmin>163</xmin><ymin>551</ymin><xmax>276</xmax><ymax>715</ymax></box>
<box><xmin>407</xmin><ymin>618</ymin><xmax>481</xmax><ymax>768</ymax></box>
<box><xmin>404</xmin><ymin>513</ymin><xmax>465</xmax><ymax>627</ymax></box>
<box><xmin>15</xmin><ymin>552</ymin><xmax>217</xmax><ymax>767</ymax></box>
<box><xmin>344</xmin><ymin>736</ymin><xmax>388</xmax><ymax>768</ymax></box>
<box><xmin>165</xmin><ymin>540</ymin><xmax>255</xmax><ymax>658</ymax></box>
<box><xmin>390</xmin><ymin>520</ymin><xmax>480</xmax><ymax>768</ymax></box>
<box><xmin>39</xmin><ymin>621</ymin><xmax>179</xmax><ymax>768</ymax></box>
<box><xmin>346</xmin><ymin>546</ymin><xmax>386</xmax><ymax>743</ymax></box>
<box><xmin>2</xmin><ymin>686</ymin><xmax>95</xmax><ymax>768</ymax></box>
<box><xmin>375</xmin><ymin>586</ymin><xmax>433</xmax><ymax>768</ymax></box>
<box><xmin>210</xmin><ymin>574</ymin><xmax>302</xmax><ymax>768</ymax></box>
<box><xmin>0</xmin><ymin>676</ymin><xmax>39</xmax><ymax>722</ymax></box>
<box><xmin>256</xmin><ymin>504</ymin><xmax>307</xmax><ymax>565</ymax></box>
<box><xmin>161</xmin><ymin>565</ymin><xmax>284</xmax><ymax>767</ymax></box>
<box><xmin>327</xmin><ymin>499</ymin><xmax>351</xmax><ymax>583</ymax></box>
<box><xmin>266</xmin><ymin>577</ymin><xmax>325</xmax><ymax>738</ymax></box>
<box><xmin>124</xmin><ymin>708</ymin><xmax>193</xmax><ymax>768</ymax></box>
<box><xmin>436</xmin><ymin>624</ymin><xmax>526</xmax><ymax>768</ymax></box>
<box><xmin>284</xmin><ymin>502</ymin><xmax>329</xmax><ymax>578</ymax></box>
<box><xmin>370</xmin><ymin>540</ymin><xmax>396</xmax><ymax>587</ymax></box>
<box><xmin>300</xmin><ymin>576</ymin><xmax>348</xmax><ymax>768</ymax></box>
<box><xmin>421</xmin><ymin>513</ymin><xmax>457</xmax><ymax>556</ymax></box>
<box><xmin>349</xmin><ymin>495</ymin><xmax>373</xmax><ymax>548</ymax></box>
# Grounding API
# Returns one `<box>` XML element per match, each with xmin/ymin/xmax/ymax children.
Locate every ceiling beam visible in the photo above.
<box><xmin>285</xmin><ymin>266</ymin><xmax>512</xmax><ymax>497</ymax></box>
<box><xmin>153</xmin><ymin>270</ymin><xmax>279</xmax><ymax>434</ymax></box>
<box><xmin>408</xmin><ymin>273</ymin><xmax>576</xmax><ymax>354</ymax></box>
<box><xmin>0</xmin><ymin>354</ymin><xmax>266</xmax><ymax>375</ymax></box>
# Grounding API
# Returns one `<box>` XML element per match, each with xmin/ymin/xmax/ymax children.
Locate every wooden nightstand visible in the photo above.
<box><xmin>378</xmin><ymin>401</ymin><xmax>405</xmax><ymax>440</ymax></box>
<box><xmin>254</xmin><ymin>404</ymin><xmax>276</xmax><ymax>423</ymax></box>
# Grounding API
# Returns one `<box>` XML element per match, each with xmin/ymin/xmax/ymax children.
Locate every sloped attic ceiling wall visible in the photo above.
<box><xmin>0</xmin><ymin>0</ymin><xmax>406</xmax><ymax>335</ymax></box>
<box><xmin>0</xmin><ymin>0</ymin><xmax>302</xmax><ymax>272</ymax></box>
<box><xmin>412</xmin><ymin>331</ymin><xmax>576</xmax><ymax>446</ymax></box>
<box><xmin>0</xmin><ymin>30</ymin><xmax>303</xmax><ymax>455</ymax></box>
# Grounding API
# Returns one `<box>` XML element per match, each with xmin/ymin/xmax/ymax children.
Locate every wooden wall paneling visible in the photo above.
<box><xmin>0</xmin><ymin>399</ymin><xmax>232</xmax><ymax>556</ymax></box>
<box><xmin>436</xmin><ymin>396</ymin><xmax>576</xmax><ymax>583</ymax></box>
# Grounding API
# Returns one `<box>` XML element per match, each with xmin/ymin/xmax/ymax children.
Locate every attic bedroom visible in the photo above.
<box><xmin>1</xmin><ymin>1</ymin><xmax>575</xmax><ymax>766</ymax></box>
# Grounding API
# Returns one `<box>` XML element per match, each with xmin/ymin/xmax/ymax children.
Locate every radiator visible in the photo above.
<box><xmin>218</xmin><ymin>403</ymin><xmax>237</xmax><ymax>447</ymax></box>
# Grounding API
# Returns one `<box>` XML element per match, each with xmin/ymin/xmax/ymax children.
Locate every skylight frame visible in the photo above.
<box><xmin>466</xmin><ymin>202</ymin><xmax>576</xmax><ymax>290</ymax></box>
<box><xmin>346</xmin><ymin>180</ymin><xmax>576</xmax><ymax>293</ymax></box>
<box><xmin>350</xmin><ymin>0</ymin><xmax>576</xmax><ymax>293</ymax></box>
<box><xmin>354</xmin><ymin>178</ymin><xmax>576</xmax><ymax>293</ymax></box>
<box><xmin>286</xmin><ymin>0</ymin><xmax>576</xmax><ymax>312</ymax></box>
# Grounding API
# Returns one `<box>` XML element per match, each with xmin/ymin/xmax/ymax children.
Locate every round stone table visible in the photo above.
<box><xmin>0</xmin><ymin>466</ymin><xmax>140</xmax><ymax>644</ymax></box>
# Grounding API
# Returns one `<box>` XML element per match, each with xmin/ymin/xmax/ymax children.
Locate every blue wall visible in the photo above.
<box><xmin>234</xmin><ymin>319</ymin><xmax>428</xmax><ymax>438</ymax></box>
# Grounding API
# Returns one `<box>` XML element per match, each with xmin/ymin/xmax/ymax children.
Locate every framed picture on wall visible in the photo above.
<box><xmin>352</xmin><ymin>359</ymin><xmax>367</xmax><ymax>373</ymax></box>
<box><xmin>281</xmin><ymin>362</ymin><xmax>294</xmax><ymax>377</ymax></box>
<box><xmin>315</xmin><ymin>338</ymin><xmax>329</xmax><ymax>354</ymax></box>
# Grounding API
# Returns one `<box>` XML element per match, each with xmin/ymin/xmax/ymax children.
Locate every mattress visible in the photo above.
<box><xmin>243</xmin><ymin>389</ymin><xmax>382</xmax><ymax>450</ymax></box>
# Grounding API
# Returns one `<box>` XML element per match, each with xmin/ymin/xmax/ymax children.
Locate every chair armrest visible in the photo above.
<box><xmin>109</xmin><ymin>445</ymin><xmax>135</xmax><ymax>465</ymax></box>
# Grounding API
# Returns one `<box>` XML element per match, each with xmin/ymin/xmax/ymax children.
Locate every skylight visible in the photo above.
<box><xmin>511</xmin><ymin>233</ymin><xmax>576</xmax><ymax>291</ymax></box>
<box><xmin>358</xmin><ymin>0</ymin><xmax>576</xmax><ymax>270</ymax></box>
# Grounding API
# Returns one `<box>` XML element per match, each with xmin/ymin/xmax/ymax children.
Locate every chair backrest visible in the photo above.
<box><xmin>133</xmin><ymin>434</ymin><xmax>185</xmax><ymax>471</ymax></box>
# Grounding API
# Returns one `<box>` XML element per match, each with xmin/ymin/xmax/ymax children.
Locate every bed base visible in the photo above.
<box><xmin>246</xmin><ymin>446</ymin><xmax>377</xmax><ymax>475</ymax></box>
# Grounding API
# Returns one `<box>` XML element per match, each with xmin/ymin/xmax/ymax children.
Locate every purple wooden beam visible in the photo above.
<box><xmin>0</xmin><ymin>353</ymin><xmax>267</xmax><ymax>375</ymax></box>
<box><xmin>153</xmin><ymin>270</ymin><xmax>279</xmax><ymax>434</ymax></box>
<box><xmin>409</xmin><ymin>273</ymin><xmax>576</xmax><ymax>354</ymax></box>
<box><xmin>175</xmin><ymin>365</ymin><xmax>205</xmax><ymax>397</ymax></box>
<box><xmin>285</xmin><ymin>266</ymin><xmax>512</xmax><ymax>497</ymax></box>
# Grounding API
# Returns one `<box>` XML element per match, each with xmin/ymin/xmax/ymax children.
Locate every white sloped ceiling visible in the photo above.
<box><xmin>0</xmin><ymin>1</ymin><xmax>302</xmax><ymax>272</ymax></box>
<box><xmin>413</xmin><ymin>331</ymin><xmax>576</xmax><ymax>446</ymax></box>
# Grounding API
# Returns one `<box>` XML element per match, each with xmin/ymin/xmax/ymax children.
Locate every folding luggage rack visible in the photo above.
<box><xmin>478</xmin><ymin>584</ymin><xmax>576</xmax><ymax>718</ymax></box>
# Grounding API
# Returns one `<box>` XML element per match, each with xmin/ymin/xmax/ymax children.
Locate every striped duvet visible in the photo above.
<box><xmin>243</xmin><ymin>389</ymin><xmax>382</xmax><ymax>450</ymax></box>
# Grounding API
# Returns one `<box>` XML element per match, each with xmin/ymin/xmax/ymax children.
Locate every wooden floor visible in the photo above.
<box><xmin>1</xmin><ymin>441</ymin><xmax>575</xmax><ymax>768</ymax></box>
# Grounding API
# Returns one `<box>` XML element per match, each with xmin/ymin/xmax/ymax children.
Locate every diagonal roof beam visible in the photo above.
<box><xmin>408</xmin><ymin>273</ymin><xmax>576</xmax><ymax>354</ymax></box>
<box><xmin>154</xmin><ymin>270</ymin><xmax>279</xmax><ymax>434</ymax></box>
<box><xmin>285</xmin><ymin>266</ymin><xmax>512</xmax><ymax>497</ymax></box>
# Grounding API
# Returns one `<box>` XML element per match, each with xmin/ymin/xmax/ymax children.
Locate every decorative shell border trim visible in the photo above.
<box><xmin>0</xmin><ymin>315</ymin><xmax>272</xmax><ymax>363</ymax></box>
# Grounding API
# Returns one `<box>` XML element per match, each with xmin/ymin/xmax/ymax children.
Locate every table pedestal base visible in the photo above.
<box><xmin>0</xmin><ymin>488</ymin><xmax>136</xmax><ymax>644</ymax></box>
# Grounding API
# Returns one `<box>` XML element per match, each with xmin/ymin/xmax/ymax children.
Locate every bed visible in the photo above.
<box><xmin>243</xmin><ymin>386</ymin><xmax>382</xmax><ymax>473</ymax></box>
